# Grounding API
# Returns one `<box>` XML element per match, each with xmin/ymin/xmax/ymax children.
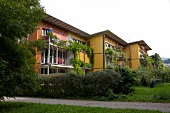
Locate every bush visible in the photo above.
<box><xmin>85</xmin><ymin>69</ymin><xmax>122</xmax><ymax>96</ymax></box>
<box><xmin>20</xmin><ymin>69</ymin><xmax>135</xmax><ymax>99</ymax></box>
<box><xmin>115</xmin><ymin>67</ymin><xmax>136</xmax><ymax>94</ymax></box>
<box><xmin>135</xmin><ymin>67</ymin><xmax>153</xmax><ymax>87</ymax></box>
<box><xmin>151</xmin><ymin>67</ymin><xmax>170</xmax><ymax>84</ymax></box>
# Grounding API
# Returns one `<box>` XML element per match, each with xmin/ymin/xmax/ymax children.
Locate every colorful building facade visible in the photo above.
<box><xmin>30</xmin><ymin>13</ymin><xmax>152</xmax><ymax>74</ymax></box>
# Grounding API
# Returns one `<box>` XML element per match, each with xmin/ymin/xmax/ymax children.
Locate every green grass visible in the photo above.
<box><xmin>119</xmin><ymin>83</ymin><xmax>170</xmax><ymax>103</ymax></box>
<box><xmin>0</xmin><ymin>102</ymin><xmax>163</xmax><ymax>113</ymax></box>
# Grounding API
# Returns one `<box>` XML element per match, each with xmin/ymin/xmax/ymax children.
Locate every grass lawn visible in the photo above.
<box><xmin>0</xmin><ymin>102</ymin><xmax>163</xmax><ymax>113</ymax></box>
<box><xmin>119</xmin><ymin>83</ymin><xmax>170</xmax><ymax>103</ymax></box>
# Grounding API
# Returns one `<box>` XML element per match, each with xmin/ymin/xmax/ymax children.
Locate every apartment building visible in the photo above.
<box><xmin>30</xmin><ymin>13</ymin><xmax>152</xmax><ymax>74</ymax></box>
<box><xmin>88</xmin><ymin>30</ymin><xmax>128</xmax><ymax>72</ymax></box>
<box><xmin>124</xmin><ymin>40</ymin><xmax>152</xmax><ymax>70</ymax></box>
<box><xmin>30</xmin><ymin>13</ymin><xmax>91</xmax><ymax>74</ymax></box>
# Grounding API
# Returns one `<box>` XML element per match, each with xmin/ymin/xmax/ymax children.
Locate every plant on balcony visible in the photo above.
<box><xmin>105</xmin><ymin>48</ymin><xmax>114</xmax><ymax>55</ymax></box>
<box><xmin>47</xmin><ymin>34</ymin><xmax>94</xmax><ymax>75</ymax></box>
<box><xmin>106</xmin><ymin>46</ymin><xmax>129</xmax><ymax>69</ymax></box>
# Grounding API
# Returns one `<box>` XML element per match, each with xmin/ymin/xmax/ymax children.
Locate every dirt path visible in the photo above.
<box><xmin>5</xmin><ymin>97</ymin><xmax>170</xmax><ymax>112</ymax></box>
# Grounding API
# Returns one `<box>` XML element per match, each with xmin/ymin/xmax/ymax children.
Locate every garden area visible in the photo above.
<box><xmin>0</xmin><ymin>102</ymin><xmax>163</xmax><ymax>113</ymax></box>
<box><xmin>0</xmin><ymin>0</ymin><xmax>170</xmax><ymax>112</ymax></box>
<box><xmin>16</xmin><ymin>66</ymin><xmax>170</xmax><ymax>103</ymax></box>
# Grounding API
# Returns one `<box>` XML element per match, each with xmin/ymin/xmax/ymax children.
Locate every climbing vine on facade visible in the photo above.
<box><xmin>48</xmin><ymin>33</ymin><xmax>94</xmax><ymax>75</ymax></box>
<box><xmin>105</xmin><ymin>46</ymin><xmax>129</xmax><ymax>69</ymax></box>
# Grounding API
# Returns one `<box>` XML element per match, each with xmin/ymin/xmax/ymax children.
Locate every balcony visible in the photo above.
<box><xmin>41</xmin><ymin>48</ymin><xmax>74</xmax><ymax>66</ymax></box>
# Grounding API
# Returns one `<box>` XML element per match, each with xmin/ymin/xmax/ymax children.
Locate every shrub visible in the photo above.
<box><xmin>115</xmin><ymin>67</ymin><xmax>136</xmax><ymax>94</ymax></box>
<box><xmin>151</xmin><ymin>67</ymin><xmax>170</xmax><ymax>84</ymax></box>
<box><xmin>20</xmin><ymin>69</ymin><xmax>135</xmax><ymax>99</ymax></box>
<box><xmin>135</xmin><ymin>67</ymin><xmax>153</xmax><ymax>86</ymax></box>
<box><xmin>85</xmin><ymin>69</ymin><xmax>122</xmax><ymax>97</ymax></box>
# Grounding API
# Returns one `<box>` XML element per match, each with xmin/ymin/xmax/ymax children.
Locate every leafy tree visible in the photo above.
<box><xmin>0</xmin><ymin>0</ymin><xmax>45</xmax><ymax>100</ymax></box>
<box><xmin>151</xmin><ymin>53</ymin><xmax>165</xmax><ymax>70</ymax></box>
<box><xmin>140</xmin><ymin>54</ymin><xmax>153</xmax><ymax>68</ymax></box>
<box><xmin>0</xmin><ymin>0</ymin><xmax>44</xmax><ymax>40</ymax></box>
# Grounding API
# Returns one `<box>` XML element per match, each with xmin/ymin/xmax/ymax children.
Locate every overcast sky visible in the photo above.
<box><xmin>40</xmin><ymin>0</ymin><xmax>170</xmax><ymax>58</ymax></box>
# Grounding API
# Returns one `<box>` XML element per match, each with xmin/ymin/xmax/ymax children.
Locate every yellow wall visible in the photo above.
<box><xmin>68</xmin><ymin>32</ymin><xmax>87</xmax><ymax>42</ymax></box>
<box><xmin>88</xmin><ymin>34</ymin><xmax>103</xmax><ymax>71</ymax></box>
<box><xmin>125</xmin><ymin>43</ymin><xmax>140</xmax><ymax>70</ymax></box>
<box><xmin>105</xmin><ymin>37</ymin><xmax>117</xmax><ymax>46</ymax></box>
<box><xmin>79</xmin><ymin>52</ymin><xmax>90</xmax><ymax>63</ymax></box>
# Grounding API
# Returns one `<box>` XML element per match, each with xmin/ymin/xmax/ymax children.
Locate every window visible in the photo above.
<box><xmin>41</xmin><ymin>68</ymin><xmax>47</xmax><ymax>74</ymax></box>
<box><xmin>105</xmin><ymin>42</ymin><xmax>115</xmax><ymax>50</ymax></box>
<box><xmin>41</xmin><ymin>48</ymin><xmax>48</xmax><ymax>64</ymax></box>
<box><xmin>71</xmin><ymin>37</ymin><xmax>86</xmax><ymax>45</ymax></box>
<box><xmin>42</xmin><ymin>28</ymin><xmax>49</xmax><ymax>36</ymax></box>
<box><xmin>58</xmin><ymin>51</ymin><xmax>66</xmax><ymax>65</ymax></box>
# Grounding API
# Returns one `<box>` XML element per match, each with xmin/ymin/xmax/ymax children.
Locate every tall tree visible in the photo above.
<box><xmin>0</xmin><ymin>0</ymin><xmax>45</xmax><ymax>100</ymax></box>
<box><xmin>150</xmin><ymin>53</ymin><xmax>165</xmax><ymax>70</ymax></box>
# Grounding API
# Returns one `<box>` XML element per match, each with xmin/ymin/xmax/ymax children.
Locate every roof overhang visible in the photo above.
<box><xmin>129</xmin><ymin>40</ymin><xmax>152</xmax><ymax>50</ymax></box>
<box><xmin>90</xmin><ymin>30</ymin><xmax>128</xmax><ymax>46</ymax></box>
<box><xmin>43</xmin><ymin>13</ymin><xmax>90</xmax><ymax>38</ymax></box>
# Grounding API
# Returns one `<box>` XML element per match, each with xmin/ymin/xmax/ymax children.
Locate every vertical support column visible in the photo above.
<box><xmin>47</xmin><ymin>35</ymin><xmax>51</xmax><ymax>74</ymax></box>
<box><xmin>84</xmin><ymin>51</ymin><xmax>86</xmax><ymax>74</ymax></box>
<box><xmin>43</xmin><ymin>50</ymin><xmax>45</xmax><ymax>63</ymax></box>
<box><xmin>56</xmin><ymin>47</ymin><xmax>58</xmax><ymax>64</ymax></box>
<box><xmin>103</xmin><ymin>35</ymin><xmax>105</xmax><ymax>70</ymax></box>
<box><xmin>52</xmin><ymin>49</ymin><xmax>53</xmax><ymax>64</ymax></box>
<box><xmin>62</xmin><ymin>51</ymin><xmax>63</xmax><ymax>65</ymax></box>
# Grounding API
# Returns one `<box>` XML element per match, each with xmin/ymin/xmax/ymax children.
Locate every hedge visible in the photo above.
<box><xmin>21</xmin><ymin>69</ymin><xmax>135</xmax><ymax>98</ymax></box>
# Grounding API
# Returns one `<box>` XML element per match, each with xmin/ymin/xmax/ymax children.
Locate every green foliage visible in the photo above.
<box><xmin>29</xmin><ymin>38</ymin><xmax>46</xmax><ymax>51</ymax></box>
<box><xmin>0</xmin><ymin>0</ymin><xmax>45</xmax><ymax>100</ymax></box>
<box><xmin>135</xmin><ymin>67</ymin><xmax>153</xmax><ymax>86</ymax></box>
<box><xmin>151</xmin><ymin>53</ymin><xmax>165</xmax><ymax>70</ymax></box>
<box><xmin>51</xmin><ymin>35</ymin><xmax>94</xmax><ymax>75</ymax></box>
<box><xmin>0</xmin><ymin>102</ymin><xmax>162</xmax><ymax>113</ymax></box>
<box><xmin>21</xmin><ymin>70</ymin><xmax>135</xmax><ymax>99</ymax></box>
<box><xmin>0</xmin><ymin>38</ymin><xmax>41</xmax><ymax>100</ymax></box>
<box><xmin>119</xmin><ymin>83</ymin><xmax>170</xmax><ymax>103</ymax></box>
<box><xmin>152</xmin><ymin>67</ymin><xmax>170</xmax><ymax>83</ymax></box>
<box><xmin>115</xmin><ymin>67</ymin><xmax>136</xmax><ymax>94</ymax></box>
<box><xmin>105</xmin><ymin>48</ymin><xmax>114</xmax><ymax>55</ymax></box>
<box><xmin>153</xmin><ymin>91</ymin><xmax>170</xmax><ymax>100</ymax></box>
<box><xmin>140</xmin><ymin>54</ymin><xmax>153</xmax><ymax>68</ymax></box>
<box><xmin>105</xmin><ymin>46</ymin><xmax>130</xmax><ymax>69</ymax></box>
<box><xmin>0</xmin><ymin>0</ymin><xmax>45</xmax><ymax>40</ymax></box>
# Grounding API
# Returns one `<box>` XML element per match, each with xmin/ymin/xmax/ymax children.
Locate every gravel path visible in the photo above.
<box><xmin>5</xmin><ymin>97</ymin><xmax>170</xmax><ymax>112</ymax></box>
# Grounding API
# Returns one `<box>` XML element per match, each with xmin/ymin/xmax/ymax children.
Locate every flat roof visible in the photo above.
<box><xmin>129</xmin><ymin>40</ymin><xmax>152</xmax><ymax>50</ymax></box>
<box><xmin>90</xmin><ymin>30</ymin><xmax>128</xmax><ymax>46</ymax></box>
<box><xmin>43</xmin><ymin>13</ymin><xmax>90</xmax><ymax>38</ymax></box>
